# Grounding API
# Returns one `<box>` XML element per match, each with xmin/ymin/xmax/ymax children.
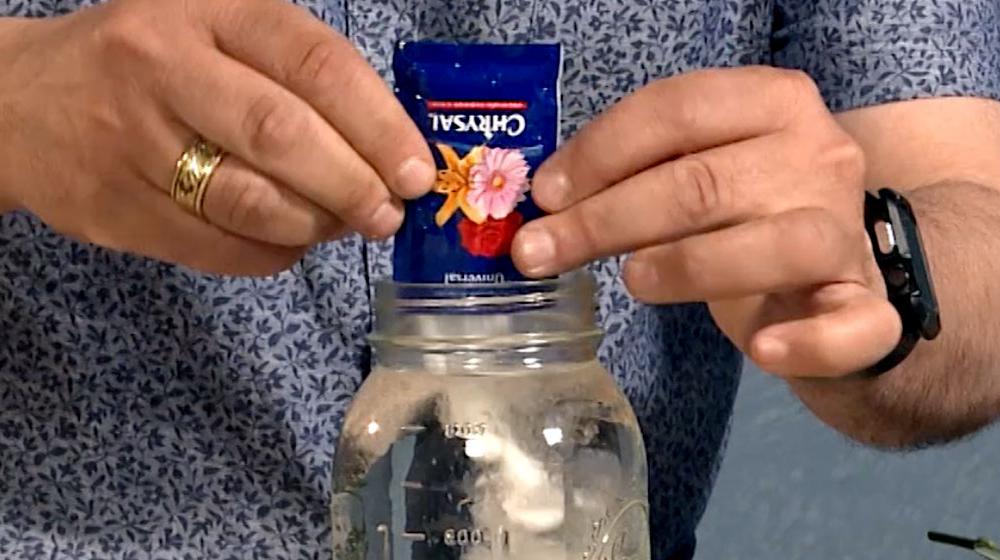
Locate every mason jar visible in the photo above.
<box><xmin>331</xmin><ymin>273</ymin><xmax>650</xmax><ymax>560</ymax></box>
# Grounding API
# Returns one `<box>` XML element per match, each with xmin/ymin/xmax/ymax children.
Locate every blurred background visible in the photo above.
<box><xmin>696</xmin><ymin>361</ymin><xmax>1000</xmax><ymax>560</ymax></box>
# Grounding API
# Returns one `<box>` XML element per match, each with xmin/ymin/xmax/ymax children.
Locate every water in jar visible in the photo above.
<box><xmin>331</xmin><ymin>360</ymin><xmax>649</xmax><ymax>560</ymax></box>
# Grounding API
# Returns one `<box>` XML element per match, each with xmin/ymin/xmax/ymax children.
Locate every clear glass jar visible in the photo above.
<box><xmin>331</xmin><ymin>273</ymin><xmax>650</xmax><ymax>560</ymax></box>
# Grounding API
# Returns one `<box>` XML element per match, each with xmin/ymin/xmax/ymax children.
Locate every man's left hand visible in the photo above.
<box><xmin>512</xmin><ymin>66</ymin><xmax>902</xmax><ymax>378</ymax></box>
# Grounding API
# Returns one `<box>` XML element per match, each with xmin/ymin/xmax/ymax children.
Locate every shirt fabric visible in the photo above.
<box><xmin>1</xmin><ymin>0</ymin><xmax>998</xmax><ymax>558</ymax></box>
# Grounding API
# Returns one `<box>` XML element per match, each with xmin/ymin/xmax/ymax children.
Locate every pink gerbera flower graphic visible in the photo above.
<box><xmin>467</xmin><ymin>147</ymin><xmax>530</xmax><ymax>220</ymax></box>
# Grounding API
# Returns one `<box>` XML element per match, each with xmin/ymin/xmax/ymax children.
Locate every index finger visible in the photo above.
<box><xmin>532</xmin><ymin>66</ymin><xmax>822</xmax><ymax>211</ymax></box>
<box><xmin>511</xmin><ymin>132</ymin><xmax>796</xmax><ymax>277</ymax></box>
<box><xmin>203</xmin><ymin>0</ymin><xmax>435</xmax><ymax>198</ymax></box>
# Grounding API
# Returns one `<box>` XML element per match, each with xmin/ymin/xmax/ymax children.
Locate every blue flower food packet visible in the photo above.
<box><xmin>392</xmin><ymin>41</ymin><xmax>563</xmax><ymax>285</ymax></box>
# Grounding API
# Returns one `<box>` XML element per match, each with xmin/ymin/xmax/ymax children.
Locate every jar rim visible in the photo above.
<box><xmin>370</xmin><ymin>270</ymin><xmax>601</xmax><ymax>352</ymax></box>
<box><xmin>374</xmin><ymin>270</ymin><xmax>592</xmax><ymax>310</ymax></box>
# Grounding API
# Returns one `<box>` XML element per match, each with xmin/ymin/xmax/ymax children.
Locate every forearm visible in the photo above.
<box><xmin>790</xmin><ymin>181</ymin><xmax>1000</xmax><ymax>449</ymax></box>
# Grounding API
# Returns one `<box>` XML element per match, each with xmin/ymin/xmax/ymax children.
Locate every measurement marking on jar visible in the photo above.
<box><xmin>443</xmin><ymin>422</ymin><xmax>487</xmax><ymax>439</ymax></box>
<box><xmin>400</xmin><ymin>425</ymin><xmax>427</xmax><ymax>434</ymax></box>
<box><xmin>493</xmin><ymin>526</ymin><xmax>509</xmax><ymax>560</ymax></box>
<box><xmin>444</xmin><ymin>528</ymin><xmax>486</xmax><ymax>547</ymax></box>
<box><xmin>401</xmin><ymin>532</ymin><xmax>427</xmax><ymax>542</ymax></box>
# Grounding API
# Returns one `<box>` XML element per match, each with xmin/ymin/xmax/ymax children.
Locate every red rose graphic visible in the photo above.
<box><xmin>458</xmin><ymin>212</ymin><xmax>525</xmax><ymax>258</ymax></box>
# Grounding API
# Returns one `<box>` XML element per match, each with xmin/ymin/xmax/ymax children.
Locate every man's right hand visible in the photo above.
<box><xmin>0</xmin><ymin>0</ymin><xmax>435</xmax><ymax>275</ymax></box>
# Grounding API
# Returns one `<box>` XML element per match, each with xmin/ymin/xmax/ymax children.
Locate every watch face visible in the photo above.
<box><xmin>881</xmin><ymin>190</ymin><xmax>941</xmax><ymax>340</ymax></box>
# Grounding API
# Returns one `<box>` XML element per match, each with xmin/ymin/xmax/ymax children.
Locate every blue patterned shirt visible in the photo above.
<box><xmin>2</xmin><ymin>1</ymin><xmax>998</xmax><ymax>559</ymax></box>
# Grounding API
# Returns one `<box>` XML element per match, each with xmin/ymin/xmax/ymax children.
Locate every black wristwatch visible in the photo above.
<box><xmin>856</xmin><ymin>188</ymin><xmax>941</xmax><ymax>378</ymax></box>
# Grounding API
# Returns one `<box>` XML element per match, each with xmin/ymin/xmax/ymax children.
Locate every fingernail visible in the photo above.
<box><xmin>394</xmin><ymin>157</ymin><xmax>436</xmax><ymax>198</ymax></box>
<box><xmin>532</xmin><ymin>169</ymin><xmax>572</xmax><ymax>211</ymax></box>
<box><xmin>369</xmin><ymin>198</ymin><xmax>404</xmax><ymax>239</ymax></box>
<box><xmin>753</xmin><ymin>336</ymin><xmax>789</xmax><ymax>364</ymax></box>
<box><xmin>515</xmin><ymin>226</ymin><xmax>556</xmax><ymax>276</ymax></box>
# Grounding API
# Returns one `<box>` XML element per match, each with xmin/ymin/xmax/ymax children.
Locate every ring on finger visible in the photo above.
<box><xmin>171</xmin><ymin>137</ymin><xmax>226</xmax><ymax>218</ymax></box>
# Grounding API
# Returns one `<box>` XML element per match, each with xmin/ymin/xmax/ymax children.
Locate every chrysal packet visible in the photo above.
<box><xmin>392</xmin><ymin>42</ymin><xmax>563</xmax><ymax>285</ymax></box>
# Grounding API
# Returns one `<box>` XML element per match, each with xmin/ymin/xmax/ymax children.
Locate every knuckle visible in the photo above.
<box><xmin>573</xmin><ymin>209</ymin><xmax>607</xmax><ymax>256</ymax></box>
<box><xmin>669</xmin><ymin>95</ymin><xmax>701</xmax><ymax>136</ymax></box>
<box><xmin>657</xmin><ymin>78</ymin><xmax>705</xmax><ymax>133</ymax></box>
<box><xmin>337</xmin><ymin>166</ymin><xmax>387</xmax><ymax>217</ymax></box>
<box><xmin>773</xmin><ymin>68</ymin><xmax>822</xmax><ymax>121</ymax></box>
<box><xmin>681</xmin><ymin>67</ymin><xmax>730</xmax><ymax>92</ymax></box>
<box><xmin>243</xmin><ymin>95</ymin><xmax>307</xmax><ymax>159</ymax></box>
<box><xmin>290</xmin><ymin>38</ymin><xmax>343</xmax><ymax>86</ymax></box>
<box><xmin>823</xmin><ymin>134</ymin><xmax>867</xmax><ymax>186</ymax></box>
<box><xmin>775</xmin><ymin>66</ymin><xmax>813</xmax><ymax>87</ymax></box>
<box><xmin>97</xmin><ymin>8</ymin><xmax>165</xmax><ymax>65</ymax></box>
<box><xmin>670</xmin><ymin>157</ymin><xmax>728</xmax><ymax>225</ymax></box>
<box><xmin>778</xmin><ymin>68</ymin><xmax>821</xmax><ymax>100</ymax></box>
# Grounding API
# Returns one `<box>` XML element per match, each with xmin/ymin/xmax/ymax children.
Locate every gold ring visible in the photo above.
<box><xmin>171</xmin><ymin>138</ymin><xmax>225</xmax><ymax>217</ymax></box>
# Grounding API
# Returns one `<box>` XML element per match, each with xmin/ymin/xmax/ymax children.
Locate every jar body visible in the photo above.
<box><xmin>331</xmin><ymin>279</ymin><xmax>650</xmax><ymax>560</ymax></box>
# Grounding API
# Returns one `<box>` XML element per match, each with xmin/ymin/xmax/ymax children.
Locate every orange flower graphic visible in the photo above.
<box><xmin>433</xmin><ymin>143</ymin><xmax>487</xmax><ymax>227</ymax></box>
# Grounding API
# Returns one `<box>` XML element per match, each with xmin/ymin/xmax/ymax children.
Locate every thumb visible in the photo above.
<box><xmin>749</xmin><ymin>287</ymin><xmax>902</xmax><ymax>378</ymax></box>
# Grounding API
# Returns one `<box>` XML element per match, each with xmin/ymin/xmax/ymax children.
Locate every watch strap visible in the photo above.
<box><xmin>853</xmin><ymin>188</ymin><xmax>941</xmax><ymax>378</ymax></box>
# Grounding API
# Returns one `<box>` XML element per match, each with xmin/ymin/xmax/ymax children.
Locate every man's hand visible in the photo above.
<box><xmin>0</xmin><ymin>0</ymin><xmax>435</xmax><ymax>276</ymax></box>
<box><xmin>513</xmin><ymin>66</ymin><xmax>901</xmax><ymax>379</ymax></box>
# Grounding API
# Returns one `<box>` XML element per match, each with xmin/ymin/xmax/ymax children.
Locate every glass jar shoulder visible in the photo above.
<box><xmin>334</xmin><ymin>361</ymin><xmax>647</xmax><ymax>478</ymax></box>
